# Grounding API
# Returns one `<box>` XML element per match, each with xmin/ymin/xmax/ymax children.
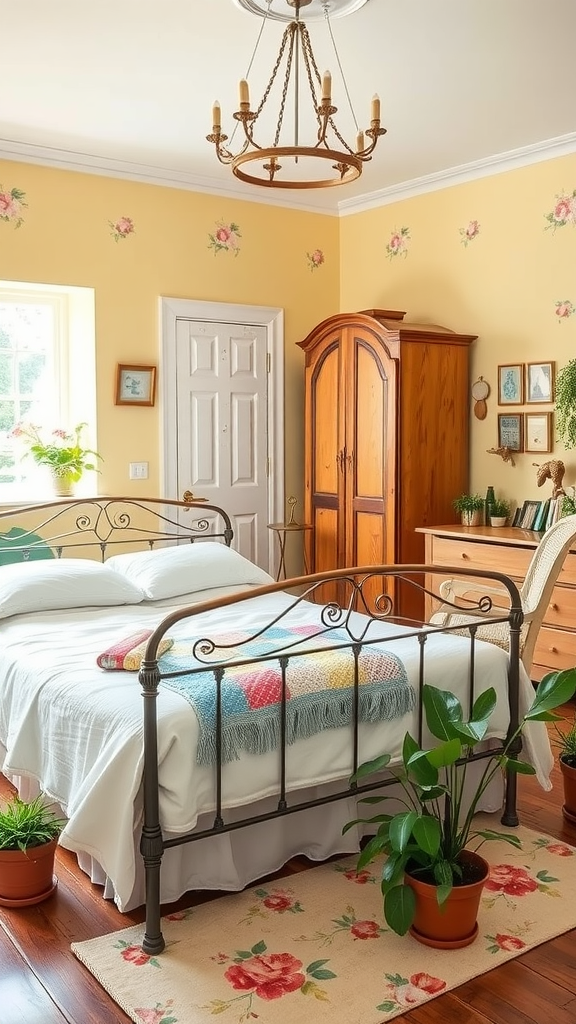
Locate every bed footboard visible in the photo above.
<box><xmin>138</xmin><ymin>564</ymin><xmax>524</xmax><ymax>954</ymax></box>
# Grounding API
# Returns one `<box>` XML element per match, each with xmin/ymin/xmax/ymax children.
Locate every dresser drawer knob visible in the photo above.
<box><xmin>550</xmin><ymin>602</ymin><xmax>558</xmax><ymax>611</ymax></box>
<box><xmin>550</xmin><ymin>646</ymin><xmax>558</xmax><ymax>654</ymax></box>
<box><xmin>461</xmin><ymin>552</ymin><xmax>469</xmax><ymax>559</ymax></box>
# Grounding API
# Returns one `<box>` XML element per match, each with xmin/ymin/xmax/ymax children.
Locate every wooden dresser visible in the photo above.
<box><xmin>417</xmin><ymin>524</ymin><xmax>576</xmax><ymax>681</ymax></box>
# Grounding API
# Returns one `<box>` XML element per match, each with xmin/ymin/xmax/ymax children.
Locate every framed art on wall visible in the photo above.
<box><xmin>498</xmin><ymin>364</ymin><xmax>524</xmax><ymax>405</ymax></box>
<box><xmin>498</xmin><ymin>413</ymin><xmax>523</xmax><ymax>452</ymax></box>
<box><xmin>525</xmin><ymin>412</ymin><xmax>553</xmax><ymax>453</ymax></box>
<box><xmin>526</xmin><ymin>362</ymin><xmax>554</xmax><ymax>404</ymax></box>
<box><xmin>115</xmin><ymin>364</ymin><xmax>157</xmax><ymax>407</ymax></box>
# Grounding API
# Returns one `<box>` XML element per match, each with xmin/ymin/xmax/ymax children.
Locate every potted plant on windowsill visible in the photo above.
<box><xmin>553</xmin><ymin>715</ymin><xmax>576</xmax><ymax>825</ymax></box>
<box><xmin>0</xmin><ymin>794</ymin><xmax>65</xmax><ymax>907</ymax></box>
<box><xmin>490</xmin><ymin>498</ymin><xmax>510</xmax><ymax>527</ymax></box>
<box><xmin>452</xmin><ymin>493</ymin><xmax>485</xmax><ymax>527</ymax></box>
<box><xmin>9</xmin><ymin>421</ymin><xmax>102</xmax><ymax>497</ymax></box>
<box><xmin>343</xmin><ymin>668</ymin><xmax>576</xmax><ymax>948</ymax></box>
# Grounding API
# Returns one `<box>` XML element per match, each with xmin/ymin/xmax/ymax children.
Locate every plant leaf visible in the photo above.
<box><xmin>384</xmin><ymin>884</ymin><xmax>416</xmax><ymax>935</ymax></box>
<box><xmin>412</xmin><ymin>815</ymin><xmax>441</xmax><ymax>855</ymax></box>
<box><xmin>350</xmin><ymin>754</ymin><xmax>391</xmax><ymax>783</ymax></box>
<box><xmin>503</xmin><ymin>757</ymin><xmax>537</xmax><ymax>776</ymax></box>
<box><xmin>424</xmin><ymin>737</ymin><xmax>462</xmax><ymax>768</ymax></box>
<box><xmin>422</xmin><ymin>685</ymin><xmax>463</xmax><ymax>740</ymax></box>
<box><xmin>389</xmin><ymin>811</ymin><xmax>418</xmax><ymax>853</ymax></box>
<box><xmin>527</xmin><ymin>669</ymin><xmax>576</xmax><ymax>717</ymax></box>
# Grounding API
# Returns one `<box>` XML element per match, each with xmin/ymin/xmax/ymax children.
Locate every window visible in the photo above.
<box><xmin>0</xmin><ymin>282</ymin><xmax>96</xmax><ymax>501</ymax></box>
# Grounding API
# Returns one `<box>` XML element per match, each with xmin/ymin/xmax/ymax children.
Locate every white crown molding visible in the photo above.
<box><xmin>337</xmin><ymin>133</ymin><xmax>576</xmax><ymax>216</ymax></box>
<box><xmin>1</xmin><ymin>133</ymin><xmax>576</xmax><ymax>219</ymax></box>
<box><xmin>0</xmin><ymin>138</ymin><xmax>338</xmax><ymax>217</ymax></box>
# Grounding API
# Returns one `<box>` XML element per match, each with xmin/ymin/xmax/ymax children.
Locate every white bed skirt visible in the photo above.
<box><xmin>4</xmin><ymin>760</ymin><xmax>505</xmax><ymax>915</ymax></box>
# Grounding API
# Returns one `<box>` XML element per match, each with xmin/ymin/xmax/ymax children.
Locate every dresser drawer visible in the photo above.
<box><xmin>429</xmin><ymin>537</ymin><xmax>532</xmax><ymax>581</ymax></box>
<box><xmin>533</xmin><ymin>626</ymin><xmax>576</xmax><ymax>671</ymax></box>
<box><xmin>558</xmin><ymin>551</ymin><xmax>576</xmax><ymax>587</ymax></box>
<box><xmin>544</xmin><ymin>584</ymin><xmax>576</xmax><ymax>629</ymax></box>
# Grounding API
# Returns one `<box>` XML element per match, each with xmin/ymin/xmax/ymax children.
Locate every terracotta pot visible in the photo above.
<box><xmin>0</xmin><ymin>838</ymin><xmax>58</xmax><ymax>906</ymax></box>
<box><xmin>405</xmin><ymin>849</ymin><xmax>488</xmax><ymax>949</ymax></box>
<box><xmin>560</xmin><ymin>757</ymin><xmax>576</xmax><ymax>825</ymax></box>
<box><xmin>461</xmin><ymin>510</ymin><xmax>483</xmax><ymax>526</ymax></box>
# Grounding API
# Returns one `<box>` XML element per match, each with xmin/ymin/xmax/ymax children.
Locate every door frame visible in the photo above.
<box><xmin>160</xmin><ymin>297</ymin><xmax>285</xmax><ymax>562</ymax></box>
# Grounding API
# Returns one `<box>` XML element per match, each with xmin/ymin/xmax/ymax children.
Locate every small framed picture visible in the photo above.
<box><xmin>115</xmin><ymin>364</ymin><xmax>157</xmax><ymax>407</ymax></box>
<box><xmin>498</xmin><ymin>364</ymin><xmax>524</xmax><ymax>405</ymax></box>
<box><xmin>526</xmin><ymin>362</ymin><xmax>554</xmax><ymax>404</ymax></box>
<box><xmin>498</xmin><ymin>413</ymin><xmax>523</xmax><ymax>452</ymax></box>
<box><xmin>524</xmin><ymin>412</ymin><xmax>553</xmax><ymax>453</ymax></box>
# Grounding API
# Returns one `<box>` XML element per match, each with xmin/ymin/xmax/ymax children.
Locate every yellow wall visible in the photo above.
<box><xmin>341</xmin><ymin>154</ymin><xmax>576</xmax><ymax>514</ymax></box>
<box><xmin>0</xmin><ymin>158</ymin><xmax>340</xmax><ymax>506</ymax></box>
<box><xmin>3</xmin><ymin>152</ymin><xmax>576</xmax><ymax>527</ymax></box>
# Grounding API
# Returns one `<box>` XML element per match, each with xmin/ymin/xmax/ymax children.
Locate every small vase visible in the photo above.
<box><xmin>51</xmin><ymin>471</ymin><xmax>76</xmax><ymax>498</ymax></box>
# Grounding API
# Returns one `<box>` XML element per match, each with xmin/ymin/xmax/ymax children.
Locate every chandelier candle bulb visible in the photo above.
<box><xmin>212</xmin><ymin>101</ymin><xmax>221</xmax><ymax>130</ymax></box>
<box><xmin>356</xmin><ymin>130</ymin><xmax>365</xmax><ymax>153</ymax></box>
<box><xmin>371</xmin><ymin>93</ymin><xmax>380</xmax><ymax>122</ymax></box>
<box><xmin>239</xmin><ymin>78</ymin><xmax>250</xmax><ymax>107</ymax></box>
<box><xmin>321</xmin><ymin>70</ymin><xmax>332</xmax><ymax>102</ymax></box>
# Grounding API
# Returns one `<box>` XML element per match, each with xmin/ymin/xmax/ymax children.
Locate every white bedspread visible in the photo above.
<box><xmin>0</xmin><ymin>587</ymin><xmax>552</xmax><ymax>912</ymax></box>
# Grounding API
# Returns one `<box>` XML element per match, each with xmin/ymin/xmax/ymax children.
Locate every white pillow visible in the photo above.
<box><xmin>0</xmin><ymin>558</ymin><xmax>144</xmax><ymax>619</ymax></box>
<box><xmin>106</xmin><ymin>541</ymin><xmax>274</xmax><ymax>601</ymax></box>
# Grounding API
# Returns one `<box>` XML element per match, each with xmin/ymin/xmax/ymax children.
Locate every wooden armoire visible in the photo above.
<box><xmin>298</xmin><ymin>309</ymin><xmax>477</xmax><ymax>622</ymax></box>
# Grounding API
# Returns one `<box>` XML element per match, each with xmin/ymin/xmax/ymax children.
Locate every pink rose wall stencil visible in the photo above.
<box><xmin>0</xmin><ymin>185</ymin><xmax>28</xmax><ymax>228</ymax></box>
<box><xmin>386</xmin><ymin>227</ymin><xmax>410</xmax><ymax>260</ymax></box>
<box><xmin>555</xmin><ymin>300</ymin><xmax>575</xmax><ymax>320</ymax></box>
<box><xmin>208</xmin><ymin>221</ymin><xmax>241</xmax><ymax>256</ymax></box>
<box><xmin>306</xmin><ymin>248</ymin><xmax>325</xmax><ymax>271</ymax></box>
<box><xmin>544</xmin><ymin>189</ymin><xmax>576</xmax><ymax>231</ymax></box>
<box><xmin>109</xmin><ymin>216</ymin><xmax>135</xmax><ymax>242</ymax></box>
<box><xmin>459</xmin><ymin>219</ymin><xmax>481</xmax><ymax>246</ymax></box>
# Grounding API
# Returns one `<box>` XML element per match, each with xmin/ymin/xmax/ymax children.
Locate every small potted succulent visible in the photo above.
<box><xmin>0</xmin><ymin>794</ymin><xmax>65</xmax><ymax>906</ymax></box>
<box><xmin>452</xmin><ymin>493</ymin><xmax>485</xmax><ymax>526</ymax></box>
<box><xmin>489</xmin><ymin>498</ymin><xmax>510</xmax><ymax>527</ymax></box>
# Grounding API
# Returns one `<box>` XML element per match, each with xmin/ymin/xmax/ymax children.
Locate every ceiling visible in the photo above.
<box><xmin>1</xmin><ymin>0</ymin><xmax>575</xmax><ymax>215</ymax></box>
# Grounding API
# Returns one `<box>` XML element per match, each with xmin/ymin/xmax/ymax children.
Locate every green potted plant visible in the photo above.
<box><xmin>452</xmin><ymin>493</ymin><xmax>485</xmax><ymax>526</ymax></box>
<box><xmin>9</xmin><ymin>421</ymin><xmax>102</xmax><ymax>496</ymax></box>
<box><xmin>344</xmin><ymin>668</ymin><xmax>576</xmax><ymax>948</ymax></box>
<box><xmin>0</xmin><ymin>794</ymin><xmax>65</xmax><ymax>907</ymax></box>
<box><xmin>555</xmin><ymin>358</ymin><xmax>576</xmax><ymax>449</ymax></box>
<box><xmin>489</xmin><ymin>497</ymin><xmax>510</xmax><ymax>527</ymax></box>
<box><xmin>553</xmin><ymin>715</ymin><xmax>576</xmax><ymax>825</ymax></box>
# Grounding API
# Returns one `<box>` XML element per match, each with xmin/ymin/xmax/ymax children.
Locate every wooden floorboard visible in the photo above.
<box><xmin>1</xmin><ymin>708</ymin><xmax>575</xmax><ymax>1024</ymax></box>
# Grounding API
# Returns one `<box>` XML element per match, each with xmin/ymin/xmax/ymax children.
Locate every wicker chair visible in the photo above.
<box><xmin>430</xmin><ymin>513</ymin><xmax>576</xmax><ymax>675</ymax></box>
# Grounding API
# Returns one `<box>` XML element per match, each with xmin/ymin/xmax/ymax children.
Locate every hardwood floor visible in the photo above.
<box><xmin>1</xmin><ymin>711</ymin><xmax>575</xmax><ymax>1024</ymax></box>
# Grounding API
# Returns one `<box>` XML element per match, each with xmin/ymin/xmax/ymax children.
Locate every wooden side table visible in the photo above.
<box><xmin>267</xmin><ymin>521</ymin><xmax>313</xmax><ymax>581</ymax></box>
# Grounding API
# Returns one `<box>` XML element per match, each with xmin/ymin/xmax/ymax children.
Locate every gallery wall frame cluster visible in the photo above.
<box><xmin>496</xmin><ymin>361</ymin><xmax>554</xmax><ymax>454</ymax></box>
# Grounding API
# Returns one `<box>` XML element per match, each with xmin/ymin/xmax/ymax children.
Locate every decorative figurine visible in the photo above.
<box><xmin>534</xmin><ymin>460</ymin><xmax>566</xmax><ymax>499</ymax></box>
<box><xmin>487</xmin><ymin>446</ymin><xmax>516</xmax><ymax>467</ymax></box>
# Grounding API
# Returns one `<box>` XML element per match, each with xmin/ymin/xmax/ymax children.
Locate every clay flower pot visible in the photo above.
<box><xmin>0</xmin><ymin>839</ymin><xmax>58</xmax><ymax>907</ymax></box>
<box><xmin>560</xmin><ymin>757</ymin><xmax>576</xmax><ymax>825</ymax></box>
<box><xmin>405</xmin><ymin>849</ymin><xmax>489</xmax><ymax>948</ymax></box>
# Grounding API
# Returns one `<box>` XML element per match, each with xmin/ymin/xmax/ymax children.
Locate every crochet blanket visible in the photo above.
<box><xmin>159</xmin><ymin>624</ymin><xmax>415</xmax><ymax>765</ymax></box>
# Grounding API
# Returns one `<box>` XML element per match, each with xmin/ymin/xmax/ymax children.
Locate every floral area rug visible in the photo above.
<box><xmin>71</xmin><ymin>817</ymin><xmax>576</xmax><ymax>1024</ymax></box>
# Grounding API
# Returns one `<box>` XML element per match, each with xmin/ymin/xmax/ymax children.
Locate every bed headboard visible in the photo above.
<box><xmin>0</xmin><ymin>496</ymin><xmax>233</xmax><ymax>563</ymax></box>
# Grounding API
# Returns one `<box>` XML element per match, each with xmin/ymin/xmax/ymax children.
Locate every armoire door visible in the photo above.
<box><xmin>305</xmin><ymin>330</ymin><xmax>346</xmax><ymax>602</ymax></box>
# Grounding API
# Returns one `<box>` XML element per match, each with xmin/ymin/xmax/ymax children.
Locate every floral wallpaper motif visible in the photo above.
<box><xmin>306</xmin><ymin>248</ymin><xmax>325</xmax><ymax>271</ymax></box>
<box><xmin>109</xmin><ymin>216</ymin><xmax>135</xmax><ymax>242</ymax></box>
<box><xmin>386</xmin><ymin>227</ymin><xmax>410</xmax><ymax>260</ymax></box>
<box><xmin>544</xmin><ymin>189</ymin><xmax>576</xmax><ymax>230</ymax></box>
<box><xmin>208</xmin><ymin>221</ymin><xmax>241</xmax><ymax>256</ymax></box>
<box><xmin>459</xmin><ymin>219</ymin><xmax>481</xmax><ymax>246</ymax></box>
<box><xmin>555</xmin><ymin>300</ymin><xmax>575</xmax><ymax>320</ymax></box>
<box><xmin>0</xmin><ymin>184</ymin><xmax>27</xmax><ymax>228</ymax></box>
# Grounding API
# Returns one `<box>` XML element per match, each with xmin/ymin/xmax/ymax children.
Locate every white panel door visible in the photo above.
<box><xmin>175</xmin><ymin>318</ymin><xmax>269</xmax><ymax>566</ymax></box>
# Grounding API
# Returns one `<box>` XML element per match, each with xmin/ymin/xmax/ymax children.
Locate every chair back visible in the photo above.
<box><xmin>520</xmin><ymin>513</ymin><xmax>576</xmax><ymax>614</ymax></box>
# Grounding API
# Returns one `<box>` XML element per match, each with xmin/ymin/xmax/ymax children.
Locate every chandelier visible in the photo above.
<box><xmin>207</xmin><ymin>0</ymin><xmax>386</xmax><ymax>190</ymax></box>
